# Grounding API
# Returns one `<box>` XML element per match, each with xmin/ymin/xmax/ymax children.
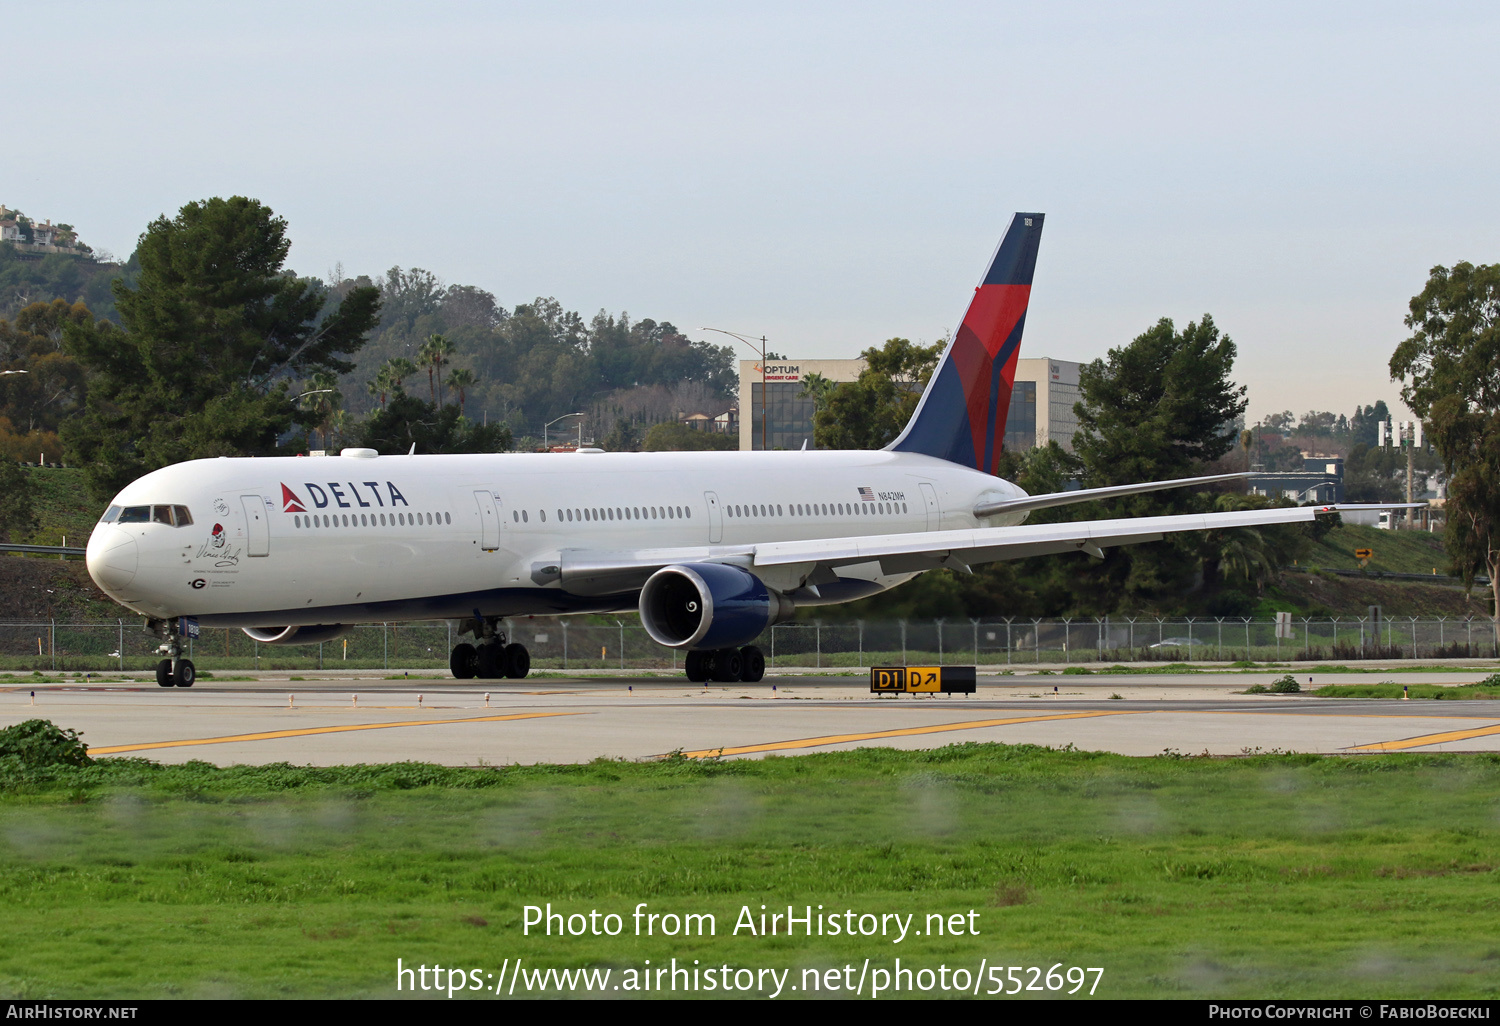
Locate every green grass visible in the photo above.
<box><xmin>3</xmin><ymin>745</ymin><xmax>1500</xmax><ymax>999</ymax></box>
<box><xmin>1308</xmin><ymin>524</ymin><xmax>1450</xmax><ymax>575</ymax></box>
<box><xmin>24</xmin><ymin>466</ymin><xmax>100</xmax><ymax>548</ymax></box>
<box><xmin>1314</xmin><ymin>682</ymin><xmax>1500</xmax><ymax>699</ymax></box>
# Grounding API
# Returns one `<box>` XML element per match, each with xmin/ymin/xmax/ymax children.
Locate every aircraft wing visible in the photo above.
<box><xmin>972</xmin><ymin>472</ymin><xmax>1251</xmax><ymax>518</ymax></box>
<box><xmin>555</xmin><ymin>503</ymin><xmax>1409</xmax><ymax>596</ymax></box>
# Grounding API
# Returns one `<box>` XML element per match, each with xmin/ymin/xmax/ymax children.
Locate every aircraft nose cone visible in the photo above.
<box><xmin>87</xmin><ymin>527</ymin><xmax>138</xmax><ymax>594</ymax></box>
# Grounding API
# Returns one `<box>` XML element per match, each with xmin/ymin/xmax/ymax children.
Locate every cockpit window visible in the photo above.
<box><xmin>113</xmin><ymin>504</ymin><xmax>192</xmax><ymax>526</ymax></box>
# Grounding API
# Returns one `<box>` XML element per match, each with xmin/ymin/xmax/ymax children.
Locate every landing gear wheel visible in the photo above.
<box><xmin>684</xmin><ymin>650</ymin><xmax>709</xmax><ymax>683</ymax></box>
<box><xmin>476</xmin><ymin>643</ymin><xmax>502</xmax><ymax>680</ymax></box>
<box><xmin>156</xmin><ymin>660</ymin><xmax>173</xmax><ymax>688</ymax></box>
<box><xmin>173</xmin><ymin>659</ymin><xmax>196</xmax><ymax>688</ymax></box>
<box><xmin>503</xmin><ymin>643</ymin><xmax>530</xmax><ymax>679</ymax></box>
<box><xmin>711</xmin><ymin>648</ymin><xmax>743</xmax><ymax>683</ymax></box>
<box><xmin>450</xmin><ymin>643</ymin><xmax>477</xmax><ymax>679</ymax></box>
<box><xmin>739</xmin><ymin>645</ymin><xmax>765</xmax><ymax>683</ymax></box>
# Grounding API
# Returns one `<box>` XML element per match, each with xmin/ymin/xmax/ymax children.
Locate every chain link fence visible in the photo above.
<box><xmin>1</xmin><ymin>616</ymin><xmax>1496</xmax><ymax>672</ymax></box>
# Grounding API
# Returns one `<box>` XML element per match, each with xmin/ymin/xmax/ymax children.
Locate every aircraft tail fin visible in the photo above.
<box><xmin>886</xmin><ymin>212</ymin><xmax>1044</xmax><ymax>473</ymax></box>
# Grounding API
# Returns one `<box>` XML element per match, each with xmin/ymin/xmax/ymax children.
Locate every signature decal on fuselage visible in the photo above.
<box><xmin>195</xmin><ymin>522</ymin><xmax>242</xmax><ymax>568</ymax></box>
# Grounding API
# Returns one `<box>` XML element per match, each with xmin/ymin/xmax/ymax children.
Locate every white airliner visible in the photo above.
<box><xmin>85</xmin><ymin>213</ymin><xmax>1388</xmax><ymax>687</ymax></box>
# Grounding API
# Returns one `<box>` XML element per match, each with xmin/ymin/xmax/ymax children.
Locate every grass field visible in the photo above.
<box><xmin>2</xmin><ymin>744</ymin><xmax>1499</xmax><ymax>1000</ymax></box>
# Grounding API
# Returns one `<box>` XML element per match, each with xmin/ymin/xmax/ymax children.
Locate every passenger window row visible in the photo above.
<box><xmin>726</xmin><ymin>501</ymin><xmax>907</xmax><ymax>518</ymax></box>
<box><xmin>295</xmin><ymin>511</ymin><xmax>451</xmax><ymax>529</ymax></box>
<box><xmin>556</xmin><ymin>506</ymin><xmax>691</xmax><ymax>523</ymax></box>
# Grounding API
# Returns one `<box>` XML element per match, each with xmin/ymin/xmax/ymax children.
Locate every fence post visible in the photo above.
<box><xmin>562</xmin><ymin>621</ymin><xmax>569</xmax><ymax>670</ymax></box>
<box><xmin>1216</xmin><ymin>618</ymin><xmax>1223</xmax><ymax>661</ymax></box>
<box><xmin>816</xmin><ymin>622</ymin><xmax>822</xmax><ymax>669</ymax></box>
<box><xmin>1186</xmin><ymin>617</ymin><xmax>1193</xmax><ymax>658</ymax></box>
<box><xmin>255</xmin><ymin>638</ymin><xmax>260</xmax><ymax>671</ymax></box>
<box><xmin>1033</xmin><ymin>618</ymin><xmax>1040</xmax><ymax>663</ymax></box>
<box><xmin>1409</xmin><ymin>617</ymin><xmax>1418</xmax><ymax>659</ymax></box>
<box><xmin>936</xmin><ymin>619</ymin><xmax>944</xmax><ymax>662</ymax></box>
<box><xmin>319</xmin><ymin>642</ymin><xmax>324</xmax><ymax>671</ymax></box>
<box><xmin>972</xmin><ymin>619</ymin><xmax>980</xmax><ymax>666</ymax></box>
<box><xmin>770</xmin><ymin>624</ymin><xmax>775</xmax><ymax>667</ymax></box>
<box><xmin>618</xmin><ymin>621</ymin><xmax>625</xmax><ymax>670</ymax></box>
<box><xmin>383</xmin><ymin>623</ymin><xmax>387</xmax><ymax>670</ymax></box>
<box><xmin>50</xmin><ymin>617</ymin><xmax>55</xmax><ymax>671</ymax></box>
<box><xmin>900</xmin><ymin>620</ymin><xmax>907</xmax><ymax>665</ymax></box>
<box><xmin>118</xmin><ymin>619</ymin><xmax>124</xmax><ymax>672</ymax></box>
<box><xmin>859</xmin><ymin>621</ymin><xmax>865</xmax><ymax>669</ymax></box>
<box><xmin>1128</xmin><ymin>618</ymin><xmax>1137</xmax><ymax>662</ymax></box>
<box><xmin>1244</xmin><ymin>618</ymin><xmax>1251</xmax><ymax>661</ymax></box>
<box><xmin>1062</xmin><ymin>618</ymin><xmax>1071</xmax><ymax>663</ymax></box>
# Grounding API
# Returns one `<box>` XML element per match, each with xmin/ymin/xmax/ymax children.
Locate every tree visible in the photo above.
<box><xmin>1073</xmin><ymin>314</ymin><xmax>1246</xmax><ymax>487</ymax></box>
<box><xmin>810</xmin><ymin>337</ymin><xmax>943</xmax><ymax>450</ymax></box>
<box><xmin>1067</xmin><ymin>314</ymin><xmax>1248</xmax><ymax>611</ymax></box>
<box><xmin>0</xmin><ymin>460</ymin><xmax>36</xmax><ymax>542</ymax></box>
<box><xmin>62</xmin><ymin>197</ymin><xmax>380</xmax><ymax>501</ymax></box>
<box><xmin>358</xmin><ymin>393</ymin><xmax>510</xmax><ymax>454</ymax></box>
<box><xmin>1389</xmin><ymin>260</ymin><xmax>1500</xmax><ymax>637</ymax></box>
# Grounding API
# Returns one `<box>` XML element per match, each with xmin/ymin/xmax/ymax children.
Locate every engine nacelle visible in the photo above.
<box><xmin>639</xmin><ymin>563</ymin><xmax>795</xmax><ymax>650</ymax></box>
<box><xmin>242</xmin><ymin>624</ymin><xmax>353</xmax><ymax>645</ymax></box>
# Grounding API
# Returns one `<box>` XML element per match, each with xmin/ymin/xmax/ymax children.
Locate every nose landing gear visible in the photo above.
<box><xmin>449</xmin><ymin>617</ymin><xmax>529</xmax><ymax>680</ymax></box>
<box><xmin>148</xmin><ymin>618</ymin><xmax>196</xmax><ymax>688</ymax></box>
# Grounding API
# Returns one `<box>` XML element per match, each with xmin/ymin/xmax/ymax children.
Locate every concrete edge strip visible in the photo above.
<box><xmin>673</xmin><ymin>710</ymin><xmax>1137</xmax><ymax>759</ymax></box>
<box><xmin>88</xmin><ymin>711</ymin><xmax>586</xmax><ymax>755</ymax></box>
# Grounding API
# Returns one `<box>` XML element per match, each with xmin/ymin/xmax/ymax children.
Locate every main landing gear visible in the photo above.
<box><xmin>449</xmin><ymin>617</ymin><xmax>529</xmax><ymax>680</ymax></box>
<box><xmin>684</xmin><ymin>645</ymin><xmax>765</xmax><ymax>683</ymax></box>
<box><xmin>147</xmin><ymin>618</ymin><xmax>196</xmax><ymax>688</ymax></box>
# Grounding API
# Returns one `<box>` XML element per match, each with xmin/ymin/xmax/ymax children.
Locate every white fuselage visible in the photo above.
<box><xmin>85</xmin><ymin>448</ymin><xmax>1027</xmax><ymax>627</ymax></box>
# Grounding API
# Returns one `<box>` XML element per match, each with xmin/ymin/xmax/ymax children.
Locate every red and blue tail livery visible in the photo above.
<box><xmin>887</xmin><ymin>212</ymin><xmax>1044</xmax><ymax>474</ymax></box>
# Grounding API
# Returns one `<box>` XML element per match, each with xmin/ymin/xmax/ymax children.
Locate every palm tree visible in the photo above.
<box><xmin>418</xmin><ymin>335</ymin><xmax>442</xmax><ymax>404</ymax></box>
<box><xmin>385</xmin><ymin>357</ymin><xmax>419</xmax><ymax>395</ymax></box>
<box><xmin>300</xmin><ymin>371</ymin><xmax>342</xmax><ymax>450</ymax></box>
<box><xmin>425</xmin><ymin>335</ymin><xmax>456</xmax><ymax>406</ymax></box>
<box><xmin>366</xmin><ymin>365</ymin><xmax>396</xmax><ymax>408</ymax></box>
<box><xmin>445</xmin><ymin>367</ymin><xmax>476</xmax><ymax>417</ymax></box>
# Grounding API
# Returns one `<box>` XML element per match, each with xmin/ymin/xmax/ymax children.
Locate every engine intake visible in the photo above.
<box><xmin>242</xmin><ymin>625</ymin><xmax>353</xmax><ymax>645</ymax></box>
<box><xmin>639</xmin><ymin>563</ymin><xmax>794</xmax><ymax>650</ymax></box>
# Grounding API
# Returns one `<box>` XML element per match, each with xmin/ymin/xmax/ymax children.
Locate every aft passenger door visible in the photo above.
<box><xmin>474</xmin><ymin>490</ymin><xmax>500</xmax><ymax>551</ymax></box>
<box><xmin>919</xmin><ymin>482</ymin><xmax>940</xmax><ymax>532</ymax></box>
<box><xmin>704</xmin><ymin>491</ymin><xmax>723</xmax><ymax>544</ymax></box>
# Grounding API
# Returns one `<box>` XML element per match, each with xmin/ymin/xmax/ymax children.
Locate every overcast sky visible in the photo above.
<box><xmin>9</xmin><ymin>1</ymin><xmax>1496</xmax><ymax>424</ymax></box>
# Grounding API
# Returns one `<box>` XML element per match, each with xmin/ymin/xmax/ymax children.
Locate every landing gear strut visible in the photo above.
<box><xmin>450</xmin><ymin>617</ymin><xmax>529</xmax><ymax>680</ymax></box>
<box><xmin>147</xmin><ymin>618</ymin><xmax>195</xmax><ymax>688</ymax></box>
<box><xmin>685</xmin><ymin>645</ymin><xmax>765</xmax><ymax>683</ymax></box>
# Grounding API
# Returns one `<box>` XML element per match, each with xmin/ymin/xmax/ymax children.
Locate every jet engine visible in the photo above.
<box><xmin>242</xmin><ymin>625</ymin><xmax>353</xmax><ymax>645</ymax></box>
<box><xmin>638</xmin><ymin>563</ymin><xmax>795</xmax><ymax>650</ymax></box>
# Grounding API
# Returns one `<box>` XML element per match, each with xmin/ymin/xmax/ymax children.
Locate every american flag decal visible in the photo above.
<box><xmin>858</xmin><ymin>487</ymin><xmax>875</xmax><ymax>501</ymax></box>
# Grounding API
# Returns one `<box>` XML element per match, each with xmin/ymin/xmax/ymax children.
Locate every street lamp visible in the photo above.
<box><xmin>0</xmin><ymin>370</ymin><xmax>28</xmax><ymax>376</ymax></box>
<box><xmin>544</xmin><ymin>412</ymin><xmax>584</xmax><ymax>451</ymax></box>
<box><xmin>702</xmin><ymin>327</ymin><xmax>770</xmax><ymax>451</ymax></box>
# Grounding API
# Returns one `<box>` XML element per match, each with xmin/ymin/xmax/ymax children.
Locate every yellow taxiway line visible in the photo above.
<box><xmin>674</xmin><ymin>710</ymin><xmax>1137</xmax><ymax>759</ymax></box>
<box><xmin>1346</xmin><ymin>722</ymin><xmax>1500</xmax><ymax>752</ymax></box>
<box><xmin>89</xmin><ymin>711</ymin><xmax>585</xmax><ymax>755</ymax></box>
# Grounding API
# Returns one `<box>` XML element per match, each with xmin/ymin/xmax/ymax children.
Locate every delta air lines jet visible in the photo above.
<box><xmin>85</xmin><ymin>214</ymin><xmax>1379</xmax><ymax>687</ymax></box>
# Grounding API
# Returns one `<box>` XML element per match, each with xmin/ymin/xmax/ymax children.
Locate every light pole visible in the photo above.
<box><xmin>544</xmin><ymin>412</ymin><xmax>584</xmax><ymax>451</ymax></box>
<box><xmin>702</xmin><ymin>327</ymin><xmax>770</xmax><ymax>451</ymax></box>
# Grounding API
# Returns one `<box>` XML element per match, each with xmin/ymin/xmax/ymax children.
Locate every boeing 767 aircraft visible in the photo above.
<box><xmin>85</xmin><ymin>213</ymin><xmax>1385</xmax><ymax>687</ymax></box>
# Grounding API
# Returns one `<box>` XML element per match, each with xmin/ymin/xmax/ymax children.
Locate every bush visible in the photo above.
<box><xmin>1243</xmin><ymin>684</ymin><xmax>1270</xmax><ymax>694</ymax></box>
<box><xmin>0</xmin><ymin>719</ymin><xmax>93</xmax><ymax>770</ymax></box>
<box><xmin>1268</xmin><ymin>674</ymin><xmax>1302</xmax><ymax>694</ymax></box>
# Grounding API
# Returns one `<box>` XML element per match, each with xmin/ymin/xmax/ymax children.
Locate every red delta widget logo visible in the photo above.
<box><xmin>281</xmin><ymin>481</ymin><xmax>410</xmax><ymax>512</ymax></box>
